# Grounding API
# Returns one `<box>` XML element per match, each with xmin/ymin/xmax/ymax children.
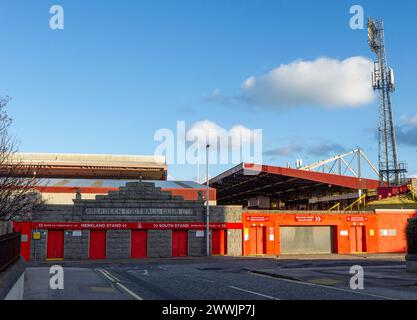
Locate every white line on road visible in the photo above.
<box><xmin>96</xmin><ymin>268</ymin><xmax>117</xmax><ymax>282</ymax></box>
<box><xmin>229</xmin><ymin>286</ymin><xmax>280</xmax><ymax>300</ymax></box>
<box><xmin>101</xmin><ymin>269</ymin><xmax>121</xmax><ymax>282</ymax></box>
<box><xmin>96</xmin><ymin>268</ymin><xmax>143</xmax><ymax>300</ymax></box>
<box><xmin>116</xmin><ymin>282</ymin><xmax>143</xmax><ymax>300</ymax></box>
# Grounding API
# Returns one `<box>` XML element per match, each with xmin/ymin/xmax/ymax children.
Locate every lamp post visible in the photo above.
<box><xmin>206</xmin><ymin>144</ymin><xmax>210</xmax><ymax>257</ymax></box>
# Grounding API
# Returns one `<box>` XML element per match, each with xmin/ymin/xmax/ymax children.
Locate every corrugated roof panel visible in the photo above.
<box><xmin>37</xmin><ymin>178</ymin><xmax>205</xmax><ymax>189</ymax></box>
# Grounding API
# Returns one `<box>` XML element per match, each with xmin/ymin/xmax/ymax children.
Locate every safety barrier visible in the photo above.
<box><xmin>0</xmin><ymin>232</ymin><xmax>21</xmax><ymax>271</ymax></box>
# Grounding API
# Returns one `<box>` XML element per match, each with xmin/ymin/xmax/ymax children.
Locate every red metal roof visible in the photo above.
<box><xmin>209</xmin><ymin>163</ymin><xmax>381</xmax><ymax>205</ymax></box>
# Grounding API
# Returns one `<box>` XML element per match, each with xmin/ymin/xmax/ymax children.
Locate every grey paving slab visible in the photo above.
<box><xmin>23</xmin><ymin>267</ymin><xmax>131</xmax><ymax>300</ymax></box>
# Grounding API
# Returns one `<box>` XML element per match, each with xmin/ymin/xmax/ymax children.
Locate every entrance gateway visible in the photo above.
<box><xmin>19</xmin><ymin>181</ymin><xmax>243</xmax><ymax>261</ymax></box>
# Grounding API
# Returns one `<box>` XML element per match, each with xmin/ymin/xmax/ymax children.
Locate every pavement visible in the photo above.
<box><xmin>22</xmin><ymin>254</ymin><xmax>417</xmax><ymax>300</ymax></box>
<box><xmin>23</xmin><ymin>267</ymin><xmax>131</xmax><ymax>300</ymax></box>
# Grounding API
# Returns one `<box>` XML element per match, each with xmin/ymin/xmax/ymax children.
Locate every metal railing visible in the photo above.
<box><xmin>0</xmin><ymin>232</ymin><xmax>21</xmax><ymax>272</ymax></box>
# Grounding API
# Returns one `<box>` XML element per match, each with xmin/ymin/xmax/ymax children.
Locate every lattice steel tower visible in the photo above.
<box><xmin>368</xmin><ymin>18</ymin><xmax>404</xmax><ymax>185</ymax></box>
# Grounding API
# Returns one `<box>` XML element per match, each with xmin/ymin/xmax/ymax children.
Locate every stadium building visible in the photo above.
<box><xmin>10</xmin><ymin>153</ymin><xmax>417</xmax><ymax>261</ymax></box>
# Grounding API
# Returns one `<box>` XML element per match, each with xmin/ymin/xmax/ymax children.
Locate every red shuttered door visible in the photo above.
<box><xmin>212</xmin><ymin>229</ymin><xmax>227</xmax><ymax>255</ymax></box>
<box><xmin>47</xmin><ymin>230</ymin><xmax>64</xmax><ymax>259</ymax></box>
<box><xmin>350</xmin><ymin>226</ymin><xmax>366</xmax><ymax>253</ymax></box>
<box><xmin>131</xmin><ymin>230</ymin><xmax>147</xmax><ymax>258</ymax></box>
<box><xmin>249</xmin><ymin>226</ymin><xmax>265</xmax><ymax>255</ymax></box>
<box><xmin>172</xmin><ymin>230</ymin><xmax>188</xmax><ymax>257</ymax></box>
<box><xmin>89</xmin><ymin>230</ymin><xmax>106</xmax><ymax>259</ymax></box>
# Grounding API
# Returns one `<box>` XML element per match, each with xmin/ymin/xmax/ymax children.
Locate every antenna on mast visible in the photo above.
<box><xmin>367</xmin><ymin>18</ymin><xmax>406</xmax><ymax>185</ymax></box>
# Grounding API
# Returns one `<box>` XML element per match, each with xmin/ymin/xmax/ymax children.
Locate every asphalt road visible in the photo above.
<box><xmin>93</xmin><ymin>258</ymin><xmax>389</xmax><ymax>300</ymax></box>
<box><xmin>24</xmin><ymin>256</ymin><xmax>410</xmax><ymax>300</ymax></box>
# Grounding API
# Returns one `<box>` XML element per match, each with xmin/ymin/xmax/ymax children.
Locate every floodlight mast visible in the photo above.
<box><xmin>367</xmin><ymin>18</ymin><xmax>404</xmax><ymax>186</ymax></box>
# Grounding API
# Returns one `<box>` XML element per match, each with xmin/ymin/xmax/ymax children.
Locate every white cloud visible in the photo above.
<box><xmin>207</xmin><ymin>56</ymin><xmax>375</xmax><ymax>109</ymax></box>
<box><xmin>264</xmin><ymin>144</ymin><xmax>303</xmax><ymax>157</ymax></box>
<box><xmin>185</xmin><ymin>120</ymin><xmax>262</xmax><ymax>165</ymax></box>
<box><xmin>401</xmin><ymin>114</ymin><xmax>417</xmax><ymax>126</ymax></box>
<box><xmin>264</xmin><ymin>140</ymin><xmax>348</xmax><ymax>158</ymax></box>
<box><xmin>186</xmin><ymin>120</ymin><xmax>226</xmax><ymax>146</ymax></box>
<box><xmin>186</xmin><ymin>120</ymin><xmax>261</xmax><ymax>150</ymax></box>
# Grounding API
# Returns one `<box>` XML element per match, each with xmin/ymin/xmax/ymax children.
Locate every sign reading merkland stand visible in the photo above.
<box><xmin>295</xmin><ymin>216</ymin><xmax>323</xmax><ymax>222</ymax></box>
<box><xmin>32</xmin><ymin>222</ymin><xmax>243</xmax><ymax>230</ymax></box>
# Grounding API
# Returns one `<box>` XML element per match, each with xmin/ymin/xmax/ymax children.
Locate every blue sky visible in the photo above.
<box><xmin>0</xmin><ymin>0</ymin><xmax>416</xmax><ymax>181</ymax></box>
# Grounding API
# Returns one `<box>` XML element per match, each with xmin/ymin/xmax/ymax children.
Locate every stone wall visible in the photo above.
<box><xmin>64</xmin><ymin>230</ymin><xmax>89</xmax><ymax>260</ymax></box>
<box><xmin>210</xmin><ymin>206</ymin><xmax>242</xmax><ymax>223</ymax></box>
<box><xmin>227</xmin><ymin>229</ymin><xmax>243</xmax><ymax>256</ymax></box>
<box><xmin>24</xmin><ymin>181</ymin><xmax>244</xmax><ymax>260</ymax></box>
<box><xmin>147</xmin><ymin>230</ymin><xmax>171</xmax><ymax>258</ymax></box>
<box><xmin>30</xmin><ymin>229</ymin><xmax>47</xmax><ymax>261</ymax></box>
<box><xmin>188</xmin><ymin>230</ymin><xmax>206</xmax><ymax>256</ymax></box>
<box><xmin>107</xmin><ymin>230</ymin><xmax>131</xmax><ymax>259</ymax></box>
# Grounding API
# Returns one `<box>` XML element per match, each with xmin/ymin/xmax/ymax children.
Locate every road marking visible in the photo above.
<box><xmin>115</xmin><ymin>282</ymin><xmax>143</xmax><ymax>300</ymax></box>
<box><xmin>96</xmin><ymin>268</ymin><xmax>116</xmax><ymax>282</ymax></box>
<box><xmin>229</xmin><ymin>286</ymin><xmax>280</xmax><ymax>300</ymax></box>
<box><xmin>96</xmin><ymin>268</ymin><xmax>143</xmax><ymax>300</ymax></box>
<box><xmin>101</xmin><ymin>269</ymin><xmax>121</xmax><ymax>282</ymax></box>
<box><xmin>250</xmin><ymin>271</ymin><xmax>397</xmax><ymax>300</ymax></box>
<box><xmin>128</xmin><ymin>269</ymin><xmax>149</xmax><ymax>276</ymax></box>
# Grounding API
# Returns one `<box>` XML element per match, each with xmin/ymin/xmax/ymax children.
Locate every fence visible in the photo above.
<box><xmin>0</xmin><ymin>232</ymin><xmax>21</xmax><ymax>271</ymax></box>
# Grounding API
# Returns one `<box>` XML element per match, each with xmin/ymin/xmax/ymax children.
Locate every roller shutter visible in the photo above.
<box><xmin>279</xmin><ymin>226</ymin><xmax>334</xmax><ymax>254</ymax></box>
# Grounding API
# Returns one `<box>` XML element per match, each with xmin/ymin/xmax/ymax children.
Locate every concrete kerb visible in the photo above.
<box><xmin>245</xmin><ymin>268</ymin><xmax>304</xmax><ymax>282</ymax></box>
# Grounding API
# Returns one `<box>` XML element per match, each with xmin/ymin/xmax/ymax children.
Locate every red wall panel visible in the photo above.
<box><xmin>131</xmin><ymin>230</ymin><xmax>147</xmax><ymax>258</ymax></box>
<box><xmin>89</xmin><ymin>230</ymin><xmax>106</xmax><ymax>259</ymax></box>
<box><xmin>172</xmin><ymin>230</ymin><xmax>188</xmax><ymax>257</ymax></box>
<box><xmin>243</xmin><ymin>210</ymin><xmax>417</xmax><ymax>256</ymax></box>
<box><xmin>47</xmin><ymin>230</ymin><xmax>64</xmax><ymax>259</ymax></box>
